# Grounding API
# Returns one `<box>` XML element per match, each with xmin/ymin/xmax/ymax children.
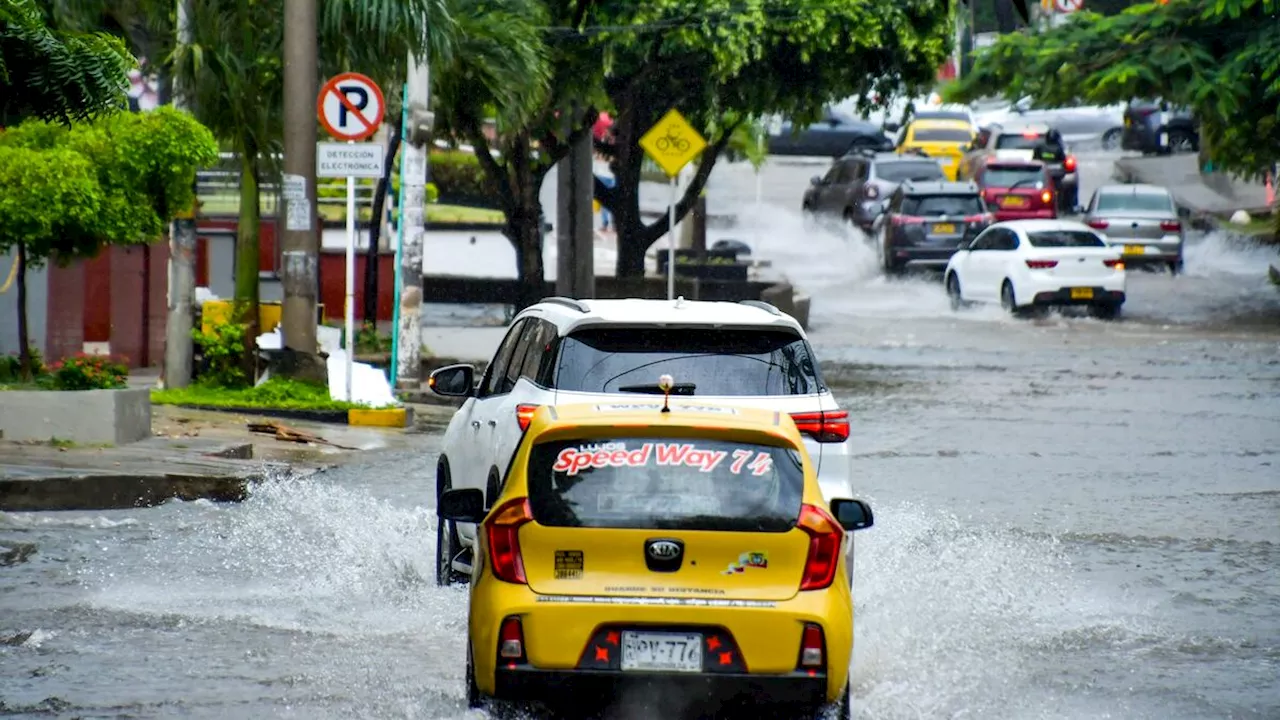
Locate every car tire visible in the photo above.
<box><xmin>465</xmin><ymin>643</ymin><xmax>482</xmax><ymax>709</ymax></box>
<box><xmin>1168</xmin><ymin>258</ymin><xmax>1183</xmax><ymax>275</ymax></box>
<box><xmin>1101</xmin><ymin>128</ymin><xmax>1122</xmax><ymax>151</ymax></box>
<box><xmin>435</xmin><ymin>460</ymin><xmax>467</xmax><ymax>587</ymax></box>
<box><xmin>877</xmin><ymin>225</ymin><xmax>901</xmax><ymax>276</ymax></box>
<box><xmin>1090</xmin><ymin>303</ymin><xmax>1122</xmax><ymax>320</ymax></box>
<box><xmin>946</xmin><ymin>272</ymin><xmax>964</xmax><ymax>310</ymax></box>
<box><xmin>1168</xmin><ymin>130</ymin><xmax>1196</xmax><ymax>154</ymax></box>
<box><xmin>837</xmin><ymin>683</ymin><xmax>852</xmax><ymax>720</ymax></box>
<box><xmin>1000</xmin><ymin>280</ymin><xmax>1020</xmax><ymax>315</ymax></box>
<box><xmin>803</xmin><ymin>206</ymin><xmax>819</xmax><ymax>233</ymax></box>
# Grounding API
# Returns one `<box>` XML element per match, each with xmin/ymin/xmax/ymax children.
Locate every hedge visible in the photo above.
<box><xmin>429</xmin><ymin>149</ymin><xmax>495</xmax><ymax>206</ymax></box>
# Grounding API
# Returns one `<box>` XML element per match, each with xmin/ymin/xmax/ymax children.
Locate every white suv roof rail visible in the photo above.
<box><xmin>538</xmin><ymin>296</ymin><xmax>590</xmax><ymax>313</ymax></box>
<box><xmin>738</xmin><ymin>299</ymin><xmax>782</xmax><ymax>316</ymax></box>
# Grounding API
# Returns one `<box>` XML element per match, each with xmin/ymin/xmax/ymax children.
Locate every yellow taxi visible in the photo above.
<box><xmin>437</xmin><ymin>393</ymin><xmax>876</xmax><ymax>718</ymax></box>
<box><xmin>897</xmin><ymin>118</ymin><xmax>976</xmax><ymax>180</ymax></box>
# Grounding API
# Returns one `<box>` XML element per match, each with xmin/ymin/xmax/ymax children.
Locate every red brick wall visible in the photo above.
<box><xmin>83</xmin><ymin>252</ymin><xmax>111</xmax><ymax>343</ymax></box>
<box><xmin>44</xmin><ymin>262</ymin><xmax>84</xmax><ymax>362</ymax></box>
<box><xmin>318</xmin><ymin>251</ymin><xmax>396</xmax><ymax>323</ymax></box>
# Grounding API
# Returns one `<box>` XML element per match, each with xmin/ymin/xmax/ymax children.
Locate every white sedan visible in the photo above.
<box><xmin>944</xmin><ymin>220</ymin><xmax>1127</xmax><ymax>318</ymax></box>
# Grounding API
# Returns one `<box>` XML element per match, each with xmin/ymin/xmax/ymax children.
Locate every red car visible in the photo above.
<box><xmin>975</xmin><ymin>161</ymin><xmax>1058</xmax><ymax>221</ymax></box>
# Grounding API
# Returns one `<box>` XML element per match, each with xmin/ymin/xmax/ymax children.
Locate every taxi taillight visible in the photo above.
<box><xmin>797</xmin><ymin>504</ymin><xmax>844</xmax><ymax>591</ymax></box>
<box><xmin>498</xmin><ymin>616</ymin><xmax>526</xmax><ymax>665</ymax></box>
<box><xmin>798</xmin><ymin>623</ymin><xmax>826</xmax><ymax>670</ymax></box>
<box><xmin>515</xmin><ymin>404</ymin><xmax>539</xmax><ymax>431</ymax></box>
<box><xmin>790</xmin><ymin>410</ymin><xmax>850</xmax><ymax>443</ymax></box>
<box><xmin>486</xmin><ymin>497</ymin><xmax>532</xmax><ymax>584</ymax></box>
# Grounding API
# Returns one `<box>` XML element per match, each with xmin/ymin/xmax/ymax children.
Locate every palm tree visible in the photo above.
<box><xmin>1</xmin><ymin>0</ymin><xmax>133</xmax><ymax>125</ymax></box>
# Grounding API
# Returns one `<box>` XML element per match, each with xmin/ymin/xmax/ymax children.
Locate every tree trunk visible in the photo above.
<box><xmin>609</xmin><ymin>106</ymin><xmax>649</xmax><ymax>278</ymax></box>
<box><xmin>993</xmin><ymin>0</ymin><xmax>1017</xmax><ymax>33</ymax></box>
<box><xmin>235</xmin><ymin>152</ymin><xmax>262</xmax><ymax>383</ymax></box>
<box><xmin>15</xmin><ymin>241</ymin><xmax>31</xmax><ymax>381</ymax></box>
<box><xmin>364</xmin><ymin>121</ymin><xmax>403</xmax><ymax>325</ymax></box>
<box><xmin>502</xmin><ymin>140</ymin><xmax>546</xmax><ymax>311</ymax></box>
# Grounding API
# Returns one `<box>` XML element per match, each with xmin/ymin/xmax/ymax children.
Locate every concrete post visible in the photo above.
<box><xmin>162</xmin><ymin>0</ymin><xmax>195</xmax><ymax>388</ymax></box>
<box><xmin>556</xmin><ymin>119</ymin><xmax>595</xmax><ymax>299</ymax></box>
<box><xmin>395</xmin><ymin>57</ymin><xmax>428</xmax><ymax>390</ymax></box>
<box><xmin>279</xmin><ymin>0</ymin><xmax>320</xmax><ymax>364</ymax></box>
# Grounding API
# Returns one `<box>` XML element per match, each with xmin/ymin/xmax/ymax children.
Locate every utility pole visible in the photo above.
<box><xmin>395</xmin><ymin>56</ymin><xmax>431</xmax><ymax>391</ymax></box>
<box><xmin>279</xmin><ymin>0</ymin><xmax>324</xmax><ymax>380</ymax></box>
<box><xmin>162</xmin><ymin>0</ymin><xmax>196</xmax><ymax>389</ymax></box>
<box><xmin>556</xmin><ymin>105</ymin><xmax>594</xmax><ymax>299</ymax></box>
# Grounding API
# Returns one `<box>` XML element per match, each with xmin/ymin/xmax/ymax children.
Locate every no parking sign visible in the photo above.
<box><xmin>316</xmin><ymin>72</ymin><xmax>385</xmax><ymax>141</ymax></box>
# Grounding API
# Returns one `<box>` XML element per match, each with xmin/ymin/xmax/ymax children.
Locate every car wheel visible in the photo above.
<box><xmin>466</xmin><ymin>643</ymin><xmax>482</xmax><ymax>709</ymax></box>
<box><xmin>1101</xmin><ymin>128</ymin><xmax>1122</xmax><ymax>151</ymax></box>
<box><xmin>802</xmin><ymin>206</ymin><xmax>819</xmax><ymax>233</ymax></box>
<box><xmin>435</xmin><ymin>460</ymin><xmax>467</xmax><ymax>587</ymax></box>
<box><xmin>1000</xmin><ymin>280</ymin><xmax>1019</xmax><ymax>314</ymax></box>
<box><xmin>837</xmin><ymin>683</ymin><xmax>852</xmax><ymax>720</ymax></box>
<box><xmin>1168</xmin><ymin>130</ymin><xmax>1196</xmax><ymax>154</ymax></box>
<box><xmin>1168</xmin><ymin>258</ymin><xmax>1184</xmax><ymax>275</ymax></box>
<box><xmin>877</xmin><ymin>226</ymin><xmax>901</xmax><ymax>276</ymax></box>
<box><xmin>946</xmin><ymin>272</ymin><xmax>964</xmax><ymax>310</ymax></box>
<box><xmin>1090</xmin><ymin>303</ymin><xmax>1122</xmax><ymax>320</ymax></box>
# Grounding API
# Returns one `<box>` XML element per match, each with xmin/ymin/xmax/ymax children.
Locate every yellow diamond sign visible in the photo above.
<box><xmin>639</xmin><ymin>108</ymin><xmax>707</xmax><ymax>178</ymax></box>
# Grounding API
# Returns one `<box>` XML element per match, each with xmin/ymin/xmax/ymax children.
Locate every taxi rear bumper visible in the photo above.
<box><xmin>495</xmin><ymin>666</ymin><xmax>827</xmax><ymax>709</ymax></box>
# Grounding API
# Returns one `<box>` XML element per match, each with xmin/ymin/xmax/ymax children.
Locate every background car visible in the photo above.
<box><xmin>1121</xmin><ymin>99</ymin><xmax>1199</xmax><ymax>155</ymax></box>
<box><xmin>975</xmin><ymin>161</ymin><xmax>1057</xmax><ymax>221</ymax></box>
<box><xmin>766</xmin><ymin>108</ymin><xmax>895</xmax><ymax>158</ymax></box>
<box><xmin>896</xmin><ymin>118</ymin><xmax>975</xmax><ymax>180</ymax></box>
<box><xmin>871</xmin><ymin>179</ymin><xmax>993</xmax><ymax>275</ymax></box>
<box><xmin>1083</xmin><ymin>184</ymin><xmax>1188</xmax><ymax>274</ymax></box>
<box><xmin>427</xmin><ymin>298</ymin><xmax>855</xmax><ymax>587</ymax></box>
<box><xmin>959</xmin><ymin>121</ymin><xmax>1078</xmax><ymax>212</ymax></box>
<box><xmin>972</xmin><ymin>96</ymin><xmax>1125</xmax><ymax>149</ymax></box>
<box><xmin>442</xmin><ymin>402</ymin><xmax>875</xmax><ymax>719</ymax></box>
<box><xmin>801</xmin><ymin>151</ymin><xmax>947</xmax><ymax>233</ymax></box>
<box><xmin>944</xmin><ymin>220</ymin><xmax>1126</xmax><ymax>319</ymax></box>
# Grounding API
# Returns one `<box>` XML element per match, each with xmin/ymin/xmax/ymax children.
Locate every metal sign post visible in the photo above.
<box><xmin>638</xmin><ymin>109</ymin><xmax>707</xmax><ymax>300</ymax></box>
<box><xmin>316</xmin><ymin>72</ymin><xmax>386</xmax><ymax>402</ymax></box>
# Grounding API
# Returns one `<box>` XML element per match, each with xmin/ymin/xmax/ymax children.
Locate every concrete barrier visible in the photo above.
<box><xmin>0</xmin><ymin>388</ymin><xmax>152</xmax><ymax>445</ymax></box>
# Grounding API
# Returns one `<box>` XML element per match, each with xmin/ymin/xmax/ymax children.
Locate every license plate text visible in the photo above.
<box><xmin>621</xmin><ymin>631</ymin><xmax>703</xmax><ymax>673</ymax></box>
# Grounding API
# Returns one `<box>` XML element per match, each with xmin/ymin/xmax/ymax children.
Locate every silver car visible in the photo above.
<box><xmin>1082</xmin><ymin>184</ymin><xmax>1188</xmax><ymax>274</ymax></box>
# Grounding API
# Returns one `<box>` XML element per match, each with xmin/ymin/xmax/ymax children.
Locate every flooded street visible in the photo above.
<box><xmin>4</xmin><ymin>151</ymin><xmax>1280</xmax><ymax>719</ymax></box>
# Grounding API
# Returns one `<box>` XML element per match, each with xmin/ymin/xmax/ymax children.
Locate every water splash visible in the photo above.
<box><xmin>1183</xmin><ymin>231</ymin><xmax>1280</xmax><ymax>278</ymax></box>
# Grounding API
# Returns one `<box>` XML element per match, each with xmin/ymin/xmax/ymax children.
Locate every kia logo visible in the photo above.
<box><xmin>647</xmin><ymin>540</ymin><xmax>681</xmax><ymax>560</ymax></box>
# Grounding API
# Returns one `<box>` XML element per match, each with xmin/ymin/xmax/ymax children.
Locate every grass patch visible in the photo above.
<box><xmin>151</xmin><ymin>378</ymin><xmax>395</xmax><ymax>412</ymax></box>
<box><xmin>198</xmin><ymin>194</ymin><xmax>504</xmax><ymax>225</ymax></box>
<box><xmin>1227</xmin><ymin>215</ymin><xmax>1277</xmax><ymax>238</ymax></box>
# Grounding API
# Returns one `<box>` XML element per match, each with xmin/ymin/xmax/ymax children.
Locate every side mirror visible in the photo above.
<box><xmin>810</xmin><ymin>175</ymin><xmax>823</xmax><ymax>186</ymax></box>
<box><xmin>439</xmin><ymin>488</ymin><xmax>487</xmax><ymax>523</ymax></box>
<box><xmin>883</xmin><ymin>121</ymin><xmax>900</xmax><ymax>133</ymax></box>
<box><xmin>1159</xmin><ymin>100</ymin><xmax>1170</xmax><ymax>112</ymax></box>
<box><xmin>828</xmin><ymin>118</ymin><xmax>841</xmax><ymax>127</ymax></box>
<box><xmin>1177</xmin><ymin>205</ymin><xmax>1191</xmax><ymax>219</ymax></box>
<box><xmin>428</xmin><ymin>363</ymin><xmax>476</xmax><ymax>398</ymax></box>
<box><xmin>830</xmin><ymin>498</ymin><xmax>875</xmax><ymax>532</ymax></box>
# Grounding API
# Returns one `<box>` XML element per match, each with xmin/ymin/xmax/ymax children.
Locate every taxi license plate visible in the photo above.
<box><xmin>1123</xmin><ymin>244</ymin><xmax>1146</xmax><ymax>254</ymax></box>
<box><xmin>1002</xmin><ymin>196</ymin><xmax>1029</xmax><ymax>208</ymax></box>
<box><xmin>1070</xmin><ymin>288</ymin><xmax>1094</xmax><ymax>300</ymax></box>
<box><xmin>932</xmin><ymin>223</ymin><xmax>956</xmax><ymax>234</ymax></box>
<box><xmin>621</xmin><ymin>631</ymin><xmax>703</xmax><ymax>673</ymax></box>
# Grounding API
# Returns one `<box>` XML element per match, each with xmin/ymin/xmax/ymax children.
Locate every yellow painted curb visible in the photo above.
<box><xmin>347</xmin><ymin>408</ymin><xmax>408</xmax><ymax>428</ymax></box>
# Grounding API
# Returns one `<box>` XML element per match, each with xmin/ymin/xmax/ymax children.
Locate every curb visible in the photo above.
<box><xmin>158</xmin><ymin>404</ymin><xmax>413</xmax><ymax>428</ymax></box>
<box><xmin>0</xmin><ymin>472</ymin><xmax>256</xmax><ymax>512</ymax></box>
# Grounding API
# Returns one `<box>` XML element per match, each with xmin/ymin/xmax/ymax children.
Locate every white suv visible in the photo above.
<box><xmin>427</xmin><ymin>296</ymin><xmax>854</xmax><ymax>586</ymax></box>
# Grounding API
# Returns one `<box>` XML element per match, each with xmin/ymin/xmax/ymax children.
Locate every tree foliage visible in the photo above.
<box><xmin>947</xmin><ymin>0</ymin><xmax>1280</xmax><ymax>181</ymax></box>
<box><xmin>0</xmin><ymin>0</ymin><xmax>133</xmax><ymax>125</ymax></box>
<box><xmin>589</xmin><ymin>0</ymin><xmax>954</xmax><ymax>275</ymax></box>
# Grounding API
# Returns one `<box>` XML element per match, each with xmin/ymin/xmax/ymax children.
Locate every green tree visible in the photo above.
<box><xmin>432</xmin><ymin>0</ymin><xmax>590</xmax><ymax>309</ymax></box>
<box><xmin>590</xmin><ymin>0</ymin><xmax>953</xmax><ymax>276</ymax></box>
<box><xmin>0</xmin><ymin>110</ymin><xmax>218</xmax><ymax>378</ymax></box>
<box><xmin>0</xmin><ymin>0</ymin><xmax>133</xmax><ymax>124</ymax></box>
<box><xmin>947</xmin><ymin>0</ymin><xmax>1280</xmax><ymax>234</ymax></box>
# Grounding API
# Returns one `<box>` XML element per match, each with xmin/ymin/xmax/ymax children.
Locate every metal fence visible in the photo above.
<box><xmin>196</xmin><ymin>152</ymin><xmax>381</xmax><ymax>216</ymax></box>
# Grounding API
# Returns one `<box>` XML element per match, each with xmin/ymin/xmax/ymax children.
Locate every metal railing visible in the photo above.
<box><xmin>196</xmin><ymin>152</ymin><xmax>382</xmax><ymax>215</ymax></box>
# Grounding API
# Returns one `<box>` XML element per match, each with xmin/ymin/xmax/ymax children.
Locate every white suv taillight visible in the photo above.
<box><xmin>790</xmin><ymin>410</ymin><xmax>850</xmax><ymax>443</ymax></box>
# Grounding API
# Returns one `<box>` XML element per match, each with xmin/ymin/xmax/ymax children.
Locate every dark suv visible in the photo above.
<box><xmin>1121</xmin><ymin>98</ymin><xmax>1199</xmax><ymax>155</ymax></box>
<box><xmin>802</xmin><ymin>150</ymin><xmax>947</xmax><ymax>233</ymax></box>
<box><xmin>870</xmin><ymin>180</ymin><xmax>993</xmax><ymax>275</ymax></box>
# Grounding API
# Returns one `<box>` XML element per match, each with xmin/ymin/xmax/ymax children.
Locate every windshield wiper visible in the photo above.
<box><xmin>617</xmin><ymin>382</ymin><xmax>697</xmax><ymax>395</ymax></box>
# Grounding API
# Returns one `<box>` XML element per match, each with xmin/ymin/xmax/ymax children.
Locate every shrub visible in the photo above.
<box><xmin>429</xmin><ymin>150</ymin><xmax>492</xmax><ymax>202</ymax></box>
<box><xmin>49</xmin><ymin>353</ymin><xmax>129</xmax><ymax>390</ymax></box>
<box><xmin>192</xmin><ymin>317</ymin><xmax>249</xmax><ymax>388</ymax></box>
<box><xmin>1</xmin><ymin>346</ymin><xmax>48</xmax><ymax>383</ymax></box>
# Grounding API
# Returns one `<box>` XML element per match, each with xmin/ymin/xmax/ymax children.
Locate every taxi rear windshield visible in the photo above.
<box><xmin>909</xmin><ymin>128</ymin><xmax>973</xmax><ymax>143</ymax></box>
<box><xmin>527</xmin><ymin>438</ymin><xmax>805</xmax><ymax>532</ymax></box>
<box><xmin>553</xmin><ymin>328</ymin><xmax>824</xmax><ymax>396</ymax></box>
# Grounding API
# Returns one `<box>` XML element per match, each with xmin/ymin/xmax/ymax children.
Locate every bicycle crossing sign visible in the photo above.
<box><xmin>640</xmin><ymin>108</ymin><xmax>707</xmax><ymax>177</ymax></box>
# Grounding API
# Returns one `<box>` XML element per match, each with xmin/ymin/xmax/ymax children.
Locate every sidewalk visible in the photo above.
<box><xmin>0</xmin><ymin>405</ymin><xmax>410</xmax><ymax>512</ymax></box>
<box><xmin>1113</xmin><ymin>155</ymin><xmax>1273</xmax><ymax>217</ymax></box>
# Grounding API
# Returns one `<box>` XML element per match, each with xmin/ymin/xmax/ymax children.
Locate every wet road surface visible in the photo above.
<box><xmin>3</xmin><ymin>149</ymin><xmax>1279</xmax><ymax>719</ymax></box>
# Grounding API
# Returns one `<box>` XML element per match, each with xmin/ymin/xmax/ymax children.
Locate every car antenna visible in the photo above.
<box><xmin>658</xmin><ymin>374</ymin><xmax>674</xmax><ymax>413</ymax></box>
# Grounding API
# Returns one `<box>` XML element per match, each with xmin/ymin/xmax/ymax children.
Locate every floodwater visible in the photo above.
<box><xmin>3</xmin><ymin>150</ymin><xmax>1279</xmax><ymax>719</ymax></box>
